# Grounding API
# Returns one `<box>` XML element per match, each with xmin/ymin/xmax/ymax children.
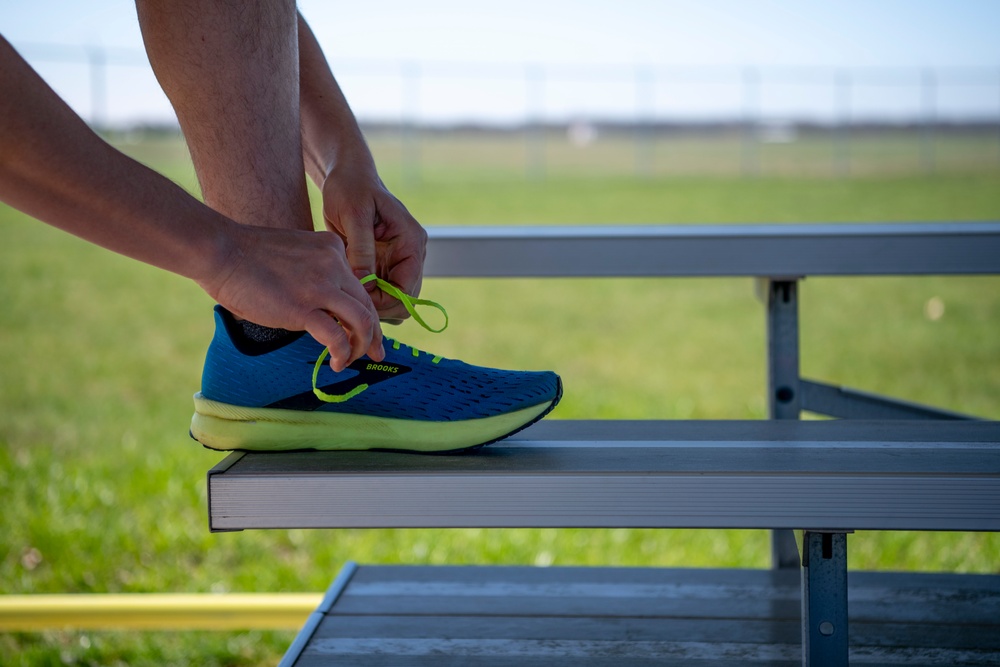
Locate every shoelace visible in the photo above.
<box><xmin>312</xmin><ymin>275</ymin><xmax>448</xmax><ymax>403</ymax></box>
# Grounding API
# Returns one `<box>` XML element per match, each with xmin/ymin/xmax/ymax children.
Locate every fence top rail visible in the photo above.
<box><xmin>424</xmin><ymin>222</ymin><xmax>1000</xmax><ymax>278</ymax></box>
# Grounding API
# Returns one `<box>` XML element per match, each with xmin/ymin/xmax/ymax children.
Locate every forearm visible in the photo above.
<box><xmin>1</xmin><ymin>35</ymin><xmax>384</xmax><ymax>364</ymax></box>
<box><xmin>296</xmin><ymin>14</ymin><xmax>426</xmax><ymax>311</ymax></box>
<box><xmin>298</xmin><ymin>13</ymin><xmax>376</xmax><ymax>185</ymax></box>
<box><xmin>0</xmin><ymin>37</ymin><xmax>233</xmax><ymax>287</ymax></box>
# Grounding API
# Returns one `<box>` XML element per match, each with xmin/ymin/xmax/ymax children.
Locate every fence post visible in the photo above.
<box><xmin>742</xmin><ymin>67</ymin><xmax>760</xmax><ymax>177</ymax></box>
<box><xmin>525</xmin><ymin>64</ymin><xmax>546</xmax><ymax>181</ymax></box>
<box><xmin>401</xmin><ymin>60</ymin><xmax>421</xmax><ymax>184</ymax></box>
<box><xmin>635</xmin><ymin>64</ymin><xmax>655</xmax><ymax>177</ymax></box>
<box><xmin>921</xmin><ymin>68</ymin><xmax>936</xmax><ymax>174</ymax></box>
<box><xmin>836</xmin><ymin>70</ymin><xmax>852</xmax><ymax>177</ymax></box>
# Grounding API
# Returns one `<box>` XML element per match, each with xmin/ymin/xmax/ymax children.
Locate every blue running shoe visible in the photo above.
<box><xmin>191</xmin><ymin>306</ymin><xmax>562</xmax><ymax>453</ymax></box>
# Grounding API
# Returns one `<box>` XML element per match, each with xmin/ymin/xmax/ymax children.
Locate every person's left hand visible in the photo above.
<box><xmin>321</xmin><ymin>156</ymin><xmax>427</xmax><ymax>323</ymax></box>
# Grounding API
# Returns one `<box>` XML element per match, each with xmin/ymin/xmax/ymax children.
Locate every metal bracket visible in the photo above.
<box><xmin>765</xmin><ymin>278</ymin><xmax>802</xmax><ymax>569</ymax></box>
<box><xmin>766</xmin><ymin>278</ymin><xmax>802</xmax><ymax>420</ymax></box>
<box><xmin>801</xmin><ymin>530</ymin><xmax>851</xmax><ymax>666</ymax></box>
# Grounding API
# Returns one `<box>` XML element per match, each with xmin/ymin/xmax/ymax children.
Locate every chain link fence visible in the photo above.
<box><xmin>15</xmin><ymin>41</ymin><xmax>1000</xmax><ymax>180</ymax></box>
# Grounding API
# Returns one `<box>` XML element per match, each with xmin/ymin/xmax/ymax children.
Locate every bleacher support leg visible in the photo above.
<box><xmin>801</xmin><ymin>531</ymin><xmax>849</xmax><ymax>667</ymax></box>
<box><xmin>766</xmin><ymin>278</ymin><xmax>802</xmax><ymax>569</ymax></box>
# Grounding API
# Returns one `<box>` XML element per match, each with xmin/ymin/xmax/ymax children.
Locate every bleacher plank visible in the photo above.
<box><xmin>422</xmin><ymin>223</ymin><xmax>1000</xmax><ymax>277</ymax></box>
<box><xmin>208</xmin><ymin>420</ymin><xmax>1000</xmax><ymax>532</ymax></box>
<box><xmin>281</xmin><ymin>564</ymin><xmax>1000</xmax><ymax>667</ymax></box>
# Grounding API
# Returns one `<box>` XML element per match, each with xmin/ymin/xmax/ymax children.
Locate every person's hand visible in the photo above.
<box><xmin>199</xmin><ymin>222</ymin><xmax>384</xmax><ymax>372</ymax></box>
<box><xmin>320</xmin><ymin>155</ymin><xmax>427</xmax><ymax>322</ymax></box>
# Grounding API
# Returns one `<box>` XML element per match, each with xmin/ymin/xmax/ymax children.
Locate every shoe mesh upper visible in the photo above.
<box><xmin>201</xmin><ymin>306</ymin><xmax>560</xmax><ymax>422</ymax></box>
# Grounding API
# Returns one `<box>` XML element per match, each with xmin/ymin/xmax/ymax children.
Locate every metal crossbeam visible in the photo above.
<box><xmin>801</xmin><ymin>379</ymin><xmax>981</xmax><ymax>420</ymax></box>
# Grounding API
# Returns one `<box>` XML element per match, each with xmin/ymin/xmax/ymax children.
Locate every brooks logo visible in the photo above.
<box><xmin>366</xmin><ymin>363</ymin><xmax>399</xmax><ymax>373</ymax></box>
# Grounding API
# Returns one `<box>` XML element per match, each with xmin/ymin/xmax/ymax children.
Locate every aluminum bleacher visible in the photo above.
<box><xmin>206</xmin><ymin>222</ymin><xmax>1000</xmax><ymax>666</ymax></box>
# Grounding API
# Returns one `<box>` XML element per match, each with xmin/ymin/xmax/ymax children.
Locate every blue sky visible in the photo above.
<box><xmin>4</xmin><ymin>1</ymin><xmax>1000</xmax><ymax>124</ymax></box>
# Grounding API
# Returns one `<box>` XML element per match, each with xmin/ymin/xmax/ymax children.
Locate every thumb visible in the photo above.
<box><xmin>339</xmin><ymin>207</ymin><xmax>377</xmax><ymax>285</ymax></box>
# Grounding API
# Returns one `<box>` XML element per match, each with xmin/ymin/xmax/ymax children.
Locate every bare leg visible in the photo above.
<box><xmin>135</xmin><ymin>0</ymin><xmax>382</xmax><ymax>365</ymax></box>
<box><xmin>135</xmin><ymin>0</ymin><xmax>311</xmax><ymax>232</ymax></box>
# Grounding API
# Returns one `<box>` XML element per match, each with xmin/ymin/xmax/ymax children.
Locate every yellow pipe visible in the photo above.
<box><xmin>0</xmin><ymin>593</ymin><xmax>323</xmax><ymax>631</ymax></box>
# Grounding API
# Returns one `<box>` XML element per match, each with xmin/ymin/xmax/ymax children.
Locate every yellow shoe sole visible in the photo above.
<box><xmin>190</xmin><ymin>390</ymin><xmax>559</xmax><ymax>453</ymax></box>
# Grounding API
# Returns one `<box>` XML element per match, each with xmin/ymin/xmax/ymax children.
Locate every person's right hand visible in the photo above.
<box><xmin>198</xmin><ymin>222</ymin><xmax>384</xmax><ymax>372</ymax></box>
<box><xmin>319</xmin><ymin>150</ymin><xmax>427</xmax><ymax>324</ymax></box>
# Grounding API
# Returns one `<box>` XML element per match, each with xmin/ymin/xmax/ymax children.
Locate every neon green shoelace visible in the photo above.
<box><xmin>312</xmin><ymin>274</ymin><xmax>448</xmax><ymax>403</ymax></box>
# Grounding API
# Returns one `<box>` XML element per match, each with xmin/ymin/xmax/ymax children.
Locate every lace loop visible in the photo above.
<box><xmin>360</xmin><ymin>274</ymin><xmax>448</xmax><ymax>333</ymax></box>
<box><xmin>312</xmin><ymin>274</ymin><xmax>447</xmax><ymax>402</ymax></box>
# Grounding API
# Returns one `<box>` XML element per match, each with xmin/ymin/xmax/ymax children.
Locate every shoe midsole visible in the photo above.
<box><xmin>191</xmin><ymin>393</ymin><xmax>553</xmax><ymax>452</ymax></box>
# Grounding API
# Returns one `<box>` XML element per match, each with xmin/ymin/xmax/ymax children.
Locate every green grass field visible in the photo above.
<box><xmin>2</xmin><ymin>134</ymin><xmax>999</xmax><ymax>665</ymax></box>
<box><xmin>359</xmin><ymin>126</ymin><xmax>1000</xmax><ymax>181</ymax></box>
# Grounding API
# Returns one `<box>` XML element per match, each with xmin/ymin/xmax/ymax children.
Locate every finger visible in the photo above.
<box><xmin>315</xmin><ymin>230</ymin><xmax>383</xmax><ymax>350</ymax></box>
<box><xmin>377</xmin><ymin>202</ymin><xmax>427</xmax><ymax>298</ymax></box>
<box><xmin>303</xmin><ymin>309</ymin><xmax>352</xmax><ymax>372</ymax></box>
<box><xmin>335</xmin><ymin>271</ymin><xmax>385</xmax><ymax>356</ymax></box>
<box><xmin>371</xmin><ymin>290</ymin><xmax>410</xmax><ymax>321</ymax></box>
<box><xmin>389</xmin><ymin>263</ymin><xmax>424</xmax><ymax>305</ymax></box>
<box><xmin>326</xmin><ymin>288</ymin><xmax>382</xmax><ymax>364</ymax></box>
<box><xmin>367</xmin><ymin>333</ymin><xmax>386</xmax><ymax>362</ymax></box>
<box><xmin>331</xmin><ymin>203</ymin><xmax>378</xmax><ymax>286</ymax></box>
<box><xmin>339</xmin><ymin>283</ymin><xmax>386</xmax><ymax>363</ymax></box>
<box><xmin>371</xmin><ymin>256</ymin><xmax>424</xmax><ymax>321</ymax></box>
